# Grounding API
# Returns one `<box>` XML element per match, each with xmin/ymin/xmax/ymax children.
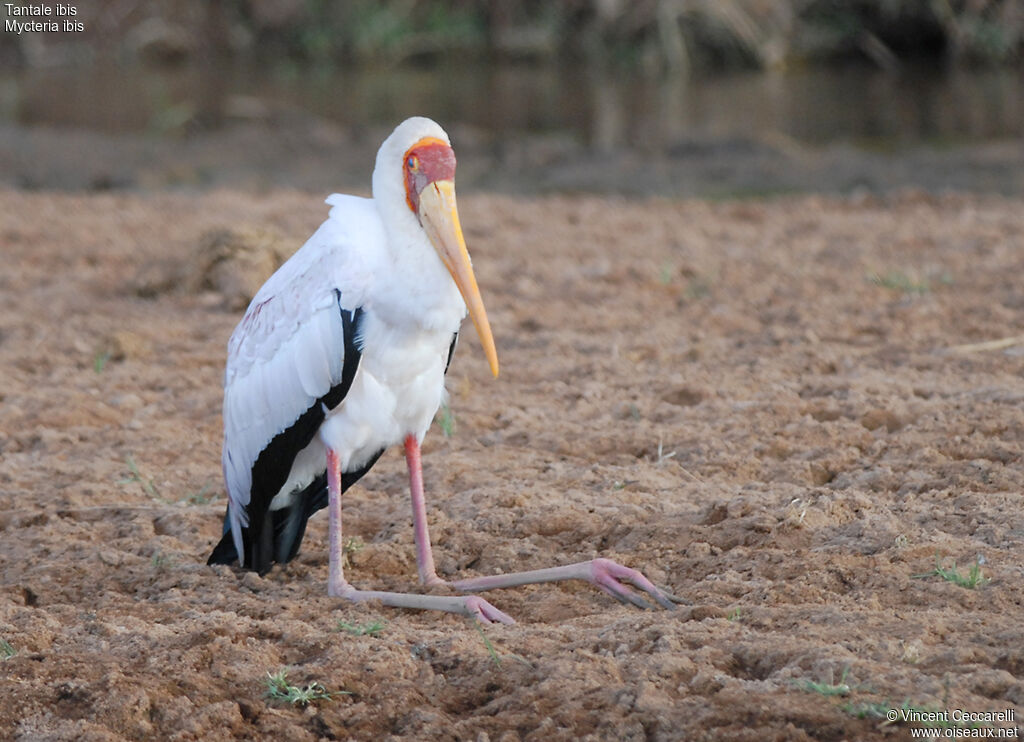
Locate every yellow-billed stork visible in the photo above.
<box><xmin>208</xmin><ymin>117</ymin><xmax>679</xmax><ymax>622</ymax></box>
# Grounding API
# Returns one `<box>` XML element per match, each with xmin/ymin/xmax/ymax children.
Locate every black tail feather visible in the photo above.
<box><xmin>207</xmin><ymin>505</ymin><xmax>248</xmax><ymax>566</ymax></box>
<box><xmin>207</xmin><ymin>528</ymin><xmax>238</xmax><ymax>566</ymax></box>
<box><xmin>273</xmin><ymin>472</ymin><xmax>326</xmax><ymax>564</ymax></box>
<box><xmin>206</xmin><ymin>449</ymin><xmax>385</xmax><ymax>574</ymax></box>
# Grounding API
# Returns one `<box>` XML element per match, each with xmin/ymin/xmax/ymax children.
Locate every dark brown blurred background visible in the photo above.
<box><xmin>2</xmin><ymin>0</ymin><xmax>1022</xmax><ymax>195</ymax></box>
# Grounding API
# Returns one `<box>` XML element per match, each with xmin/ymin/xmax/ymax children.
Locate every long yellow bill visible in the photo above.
<box><xmin>418</xmin><ymin>179</ymin><xmax>499</xmax><ymax>378</ymax></box>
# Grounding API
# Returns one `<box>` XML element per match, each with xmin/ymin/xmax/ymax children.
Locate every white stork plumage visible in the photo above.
<box><xmin>208</xmin><ymin>117</ymin><xmax>679</xmax><ymax>622</ymax></box>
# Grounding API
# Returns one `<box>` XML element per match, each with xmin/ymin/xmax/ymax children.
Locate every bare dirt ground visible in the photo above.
<box><xmin>1</xmin><ymin>188</ymin><xmax>1022</xmax><ymax>741</ymax></box>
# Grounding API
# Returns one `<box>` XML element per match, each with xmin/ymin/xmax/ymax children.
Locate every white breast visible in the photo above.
<box><xmin>267</xmin><ymin>309</ymin><xmax>452</xmax><ymax>510</ymax></box>
<box><xmin>321</xmin><ymin>312</ymin><xmax>451</xmax><ymax>468</ymax></box>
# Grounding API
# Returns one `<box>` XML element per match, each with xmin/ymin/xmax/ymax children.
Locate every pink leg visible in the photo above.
<box><xmin>451</xmin><ymin>558</ymin><xmax>684</xmax><ymax>610</ymax></box>
<box><xmin>325</xmin><ymin>446</ymin><xmax>513</xmax><ymax>624</ymax></box>
<box><xmin>327</xmin><ymin>448</ymin><xmax>345</xmax><ymax>593</ymax></box>
<box><xmin>401</xmin><ymin>437</ymin><xmax>681</xmax><ymax>611</ymax></box>
<box><xmin>404</xmin><ymin>435</ymin><xmax>443</xmax><ymax>586</ymax></box>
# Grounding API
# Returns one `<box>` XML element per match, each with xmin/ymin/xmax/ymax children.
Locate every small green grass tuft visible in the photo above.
<box><xmin>867</xmin><ymin>270</ymin><xmax>930</xmax><ymax>295</ymax></box>
<box><xmin>475</xmin><ymin>622</ymin><xmax>502</xmax><ymax>667</ymax></box>
<box><xmin>798</xmin><ymin>667</ymin><xmax>852</xmax><ymax>697</ymax></box>
<box><xmin>119</xmin><ymin>456</ymin><xmax>161</xmax><ymax>499</ymax></box>
<box><xmin>342</xmin><ymin>537</ymin><xmax>364</xmax><ymax>568</ymax></box>
<box><xmin>93</xmin><ymin>351</ymin><xmax>111</xmax><ymax>374</ymax></box>
<box><xmin>727</xmin><ymin>607</ymin><xmax>742</xmax><ymax>622</ymax></box>
<box><xmin>151</xmin><ymin>551</ymin><xmax>173</xmax><ymax>571</ymax></box>
<box><xmin>1</xmin><ymin>638</ymin><xmax>16</xmax><ymax>660</ymax></box>
<box><xmin>184</xmin><ymin>482</ymin><xmax>215</xmax><ymax>505</ymax></box>
<box><xmin>337</xmin><ymin>619</ymin><xmax>385</xmax><ymax>637</ymax></box>
<box><xmin>436</xmin><ymin>403</ymin><xmax>455</xmax><ymax>438</ymax></box>
<box><xmin>264</xmin><ymin>669</ymin><xmax>337</xmax><ymax>707</ymax></box>
<box><xmin>912</xmin><ymin>556</ymin><xmax>989</xmax><ymax>589</ymax></box>
<box><xmin>473</xmin><ymin>623</ymin><xmax>530</xmax><ymax>669</ymax></box>
<box><xmin>658</xmin><ymin>262</ymin><xmax>674</xmax><ymax>285</ymax></box>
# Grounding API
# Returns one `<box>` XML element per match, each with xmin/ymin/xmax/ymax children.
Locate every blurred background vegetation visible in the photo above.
<box><xmin>1</xmin><ymin>1</ymin><xmax>1021</xmax><ymax>196</ymax></box>
<box><xmin>3</xmin><ymin>0</ymin><xmax>1022</xmax><ymax>71</ymax></box>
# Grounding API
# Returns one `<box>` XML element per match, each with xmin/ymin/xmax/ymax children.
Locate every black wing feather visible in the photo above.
<box><xmin>208</xmin><ymin>293</ymin><xmax>371</xmax><ymax>574</ymax></box>
<box><xmin>445</xmin><ymin>331</ymin><xmax>458</xmax><ymax>374</ymax></box>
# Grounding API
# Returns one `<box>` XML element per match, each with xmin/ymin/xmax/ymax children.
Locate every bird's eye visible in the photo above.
<box><xmin>407</xmin><ymin>155</ymin><xmax>419</xmax><ymax>170</ymax></box>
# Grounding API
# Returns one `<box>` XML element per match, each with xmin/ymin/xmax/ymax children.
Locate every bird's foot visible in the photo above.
<box><xmin>587</xmin><ymin>558</ymin><xmax>686</xmax><ymax>611</ymax></box>
<box><xmin>329</xmin><ymin>581</ymin><xmax>514</xmax><ymax>624</ymax></box>
<box><xmin>459</xmin><ymin>595</ymin><xmax>516</xmax><ymax>624</ymax></box>
<box><xmin>450</xmin><ymin>557</ymin><xmax>686</xmax><ymax>611</ymax></box>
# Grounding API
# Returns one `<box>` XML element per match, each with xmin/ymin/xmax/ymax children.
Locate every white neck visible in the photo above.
<box><xmin>371</xmin><ymin>212</ymin><xmax>466</xmax><ymax>334</ymax></box>
<box><xmin>366</xmin><ymin>116</ymin><xmax>466</xmax><ymax>335</ymax></box>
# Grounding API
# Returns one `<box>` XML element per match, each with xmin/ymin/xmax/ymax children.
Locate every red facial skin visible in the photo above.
<box><xmin>403</xmin><ymin>137</ymin><xmax>456</xmax><ymax>215</ymax></box>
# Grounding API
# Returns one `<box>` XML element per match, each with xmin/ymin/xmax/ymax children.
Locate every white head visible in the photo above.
<box><xmin>372</xmin><ymin>116</ymin><xmax>450</xmax><ymax>220</ymax></box>
<box><xmin>371</xmin><ymin>117</ymin><xmax>498</xmax><ymax>378</ymax></box>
